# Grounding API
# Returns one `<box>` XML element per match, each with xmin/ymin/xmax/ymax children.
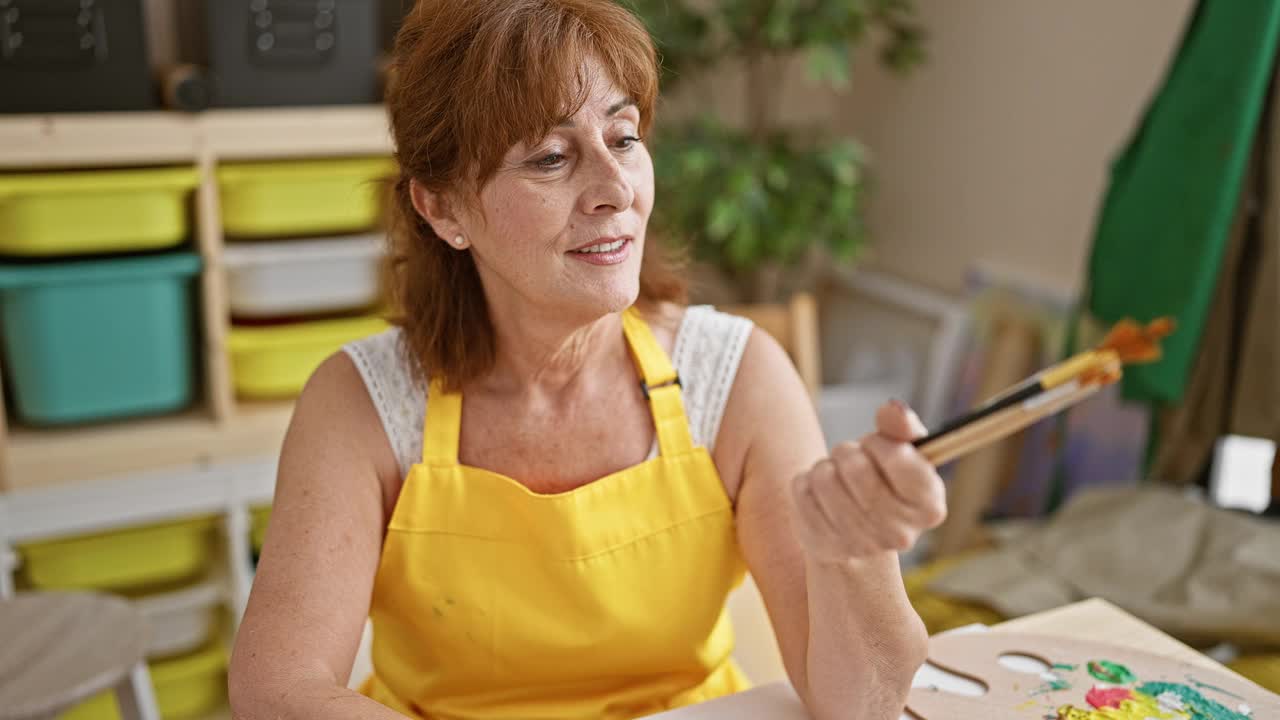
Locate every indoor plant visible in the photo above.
<box><xmin>630</xmin><ymin>0</ymin><xmax>926</xmax><ymax>302</ymax></box>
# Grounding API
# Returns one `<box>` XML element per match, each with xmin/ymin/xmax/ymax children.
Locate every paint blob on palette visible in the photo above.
<box><xmin>905</xmin><ymin>634</ymin><xmax>1280</xmax><ymax>720</ymax></box>
<box><xmin>1051</xmin><ymin>666</ymin><xmax>1254</xmax><ymax>719</ymax></box>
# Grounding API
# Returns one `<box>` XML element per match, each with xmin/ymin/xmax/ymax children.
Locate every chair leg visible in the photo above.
<box><xmin>113</xmin><ymin>661</ymin><xmax>161</xmax><ymax>720</ymax></box>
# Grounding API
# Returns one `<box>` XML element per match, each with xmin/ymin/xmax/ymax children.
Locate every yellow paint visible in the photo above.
<box><xmin>1057</xmin><ymin>693</ymin><xmax>1190</xmax><ymax>720</ymax></box>
<box><xmin>1041</xmin><ymin>350</ymin><xmax>1114</xmax><ymax>388</ymax></box>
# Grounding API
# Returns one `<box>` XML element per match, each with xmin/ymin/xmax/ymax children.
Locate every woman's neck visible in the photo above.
<box><xmin>480</xmin><ymin>304</ymin><xmax>628</xmax><ymax>399</ymax></box>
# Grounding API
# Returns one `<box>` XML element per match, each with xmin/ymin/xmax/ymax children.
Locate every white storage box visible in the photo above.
<box><xmin>134</xmin><ymin>581</ymin><xmax>223</xmax><ymax>659</ymax></box>
<box><xmin>222</xmin><ymin>234</ymin><xmax>384</xmax><ymax>318</ymax></box>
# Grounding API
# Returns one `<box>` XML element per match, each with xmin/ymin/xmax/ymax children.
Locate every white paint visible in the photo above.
<box><xmin>1156</xmin><ymin>690</ymin><xmax>1186</xmax><ymax>711</ymax></box>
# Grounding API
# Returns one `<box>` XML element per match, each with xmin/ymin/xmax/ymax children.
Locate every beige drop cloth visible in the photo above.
<box><xmin>928</xmin><ymin>486</ymin><xmax>1280</xmax><ymax>648</ymax></box>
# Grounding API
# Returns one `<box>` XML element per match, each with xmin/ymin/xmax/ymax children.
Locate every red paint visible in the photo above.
<box><xmin>1086</xmin><ymin>686</ymin><xmax>1133</xmax><ymax>709</ymax></box>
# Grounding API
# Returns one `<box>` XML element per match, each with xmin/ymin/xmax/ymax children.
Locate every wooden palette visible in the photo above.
<box><xmin>906</xmin><ymin>632</ymin><xmax>1280</xmax><ymax>719</ymax></box>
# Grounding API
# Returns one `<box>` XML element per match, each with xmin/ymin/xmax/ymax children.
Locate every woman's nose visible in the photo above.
<box><xmin>579</xmin><ymin>150</ymin><xmax>635</xmax><ymax>215</ymax></box>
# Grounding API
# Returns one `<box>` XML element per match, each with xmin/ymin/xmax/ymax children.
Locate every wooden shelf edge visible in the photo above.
<box><xmin>0</xmin><ymin>105</ymin><xmax>393</xmax><ymax>169</ymax></box>
<box><xmin>2</xmin><ymin>402</ymin><xmax>294</xmax><ymax>492</ymax></box>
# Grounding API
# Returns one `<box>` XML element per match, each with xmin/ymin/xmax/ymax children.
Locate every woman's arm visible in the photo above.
<box><xmin>717</xmin><ymin>329</ymin><xmax>943</xmax><ymax>720</ymax></box>
<box><xmin>228</xmin><ymin>354</ymin><xmax>409</xmax><ymax>720</ymax></box>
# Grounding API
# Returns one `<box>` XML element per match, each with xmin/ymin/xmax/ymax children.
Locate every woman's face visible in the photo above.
<box><xmin>452</xmin><ymin>58</ymin><xmax>654</xmax><ymax>322</ymax></box>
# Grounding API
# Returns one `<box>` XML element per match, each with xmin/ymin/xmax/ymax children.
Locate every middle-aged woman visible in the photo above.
<box><xmin>228</xmin><ymin>1</ymin><xmax>947</xmax><ymax>719</ymax></box>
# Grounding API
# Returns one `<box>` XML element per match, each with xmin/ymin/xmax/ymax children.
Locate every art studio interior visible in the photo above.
<box><xmin>0</xmin><ymin>1</ymin><xmax>1277</xmax><ymax>720</ymax></box>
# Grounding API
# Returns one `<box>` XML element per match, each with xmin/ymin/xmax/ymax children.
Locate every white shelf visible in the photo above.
<box><xmin>0</xmin><ymin>456</ymin><xmax>276</xmax><ymax>545</ymax></box>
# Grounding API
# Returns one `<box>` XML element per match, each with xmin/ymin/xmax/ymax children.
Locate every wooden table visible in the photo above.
<box><xmin>0</xmin><ymin>592</ymin><xmax>161</xmax><ymax>720</ymax></box>
<box><xmin>645</xmin><ymin>598</ymin><xmax>1231</xmax><ymax>719</ymax></box>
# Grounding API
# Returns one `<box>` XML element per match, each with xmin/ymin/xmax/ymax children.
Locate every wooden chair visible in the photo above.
<box><xmin>0</xmin><ymin>592</ymin><xmax>160</xmax><ymax>720</ymax></box>
<box><xmin>723</xmin><ymin>292</ymin><xmax>822</xmax><ymax>398</ymax></box>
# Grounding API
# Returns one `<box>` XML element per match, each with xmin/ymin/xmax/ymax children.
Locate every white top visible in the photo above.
<box><xmin>343</xmin><ymin>305</ymin><xmax>755</xmax><ymax>478</ymax></box>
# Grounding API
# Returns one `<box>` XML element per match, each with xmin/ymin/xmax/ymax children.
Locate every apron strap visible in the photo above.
<box><xmin>622</xmin><ymin>306</ymin><xmax>695</xmax><ymax>456</ymax></box>
<box><xmin>423</xmin><ymin>376</ymin><xmax>462</xmax><ymax>464</ymax></box>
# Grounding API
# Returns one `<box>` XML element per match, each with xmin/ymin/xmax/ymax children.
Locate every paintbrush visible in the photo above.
<box><xmin>913</xmin><ymin>317</ymin><xmax>1175</xmax><ymax>467</ymax></box>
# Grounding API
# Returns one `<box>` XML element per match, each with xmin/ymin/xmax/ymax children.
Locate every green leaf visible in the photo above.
<box><xmin>806</xmin><ymin>43</ymin><xmax>851</xmax><ymax>88</ymax></box>
<box><xmin>766</xmin><ymin>161</ymin><xmax>790</xmax><ymax>191</ymax></box>
<box><xmin>706</xmin><ymin>197</ymin><xmax>739</xmax><ymax>241</ymax></box>
<box><xmin>682</xmin><ymin>147</ymin><xmax>715</xmax><ymax>176</ymax></box>
<box><xmin>726</xmin><ymin>220</ymin><xmax>761</xmax><ymax>269</ymax></box>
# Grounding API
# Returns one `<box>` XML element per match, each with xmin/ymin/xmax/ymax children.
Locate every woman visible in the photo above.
<box><xmin>228</xmin><ymin>1</ymin><xmax>946</xmax><ymax>718</ymax></box>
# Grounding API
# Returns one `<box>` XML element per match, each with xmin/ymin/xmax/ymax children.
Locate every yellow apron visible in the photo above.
<box><xmin>361</xmin><ymin>307</ymin><xmax>750</xmax><ymax>719</ymax></box>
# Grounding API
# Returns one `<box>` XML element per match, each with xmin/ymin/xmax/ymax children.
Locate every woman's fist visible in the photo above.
<box><xmin>792</xmin><ymin>401</ymin><xmax>947</xmax><ymax>562</ymax></box>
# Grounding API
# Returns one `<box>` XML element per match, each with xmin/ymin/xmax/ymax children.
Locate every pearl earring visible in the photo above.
<box><xmin>453</xmin><ymin>235</ymin><xmax>466</xmax><ymax>247</ymax></box>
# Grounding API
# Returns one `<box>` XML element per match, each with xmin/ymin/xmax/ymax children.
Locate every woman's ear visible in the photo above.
<box><xmin>409</xmin><ymin>178</ymin><xmax>465</xmax><ymax>247</ymax></box>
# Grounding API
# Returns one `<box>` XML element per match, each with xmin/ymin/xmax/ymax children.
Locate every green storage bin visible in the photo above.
<box><xmin>0</xmin><ymin>253</ymin><xmax>201</xmax><ymax>425</ymax></box>
<box><xmin>0</xmin><ymin>168</ymin><xmax>199</xmax><ymax>257</ymax></box>
<box><xmin>218</xmin><ymin>157</ymin><xmax>395</xmax><ymax>238</ymax></box>
<box><xmin>60</xmin><ymin>640</ymin><xmax>228</xmax><ymax>720</ymax></box>
<box><xmin>20</xmin><ymin>517</ymin><xmax>217</xmax><ymax>592</ymax></box>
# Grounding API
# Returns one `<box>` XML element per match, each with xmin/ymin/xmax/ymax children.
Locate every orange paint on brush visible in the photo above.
<box><xmin>1078</xmin><ymin>351</ymin><xmax>1124</xmax><ymax>386</ymax></box>
<box><xmin>1097</xmin><ymin>317</ymin><xmax>1176</xmax><ymax>364</ymax></box>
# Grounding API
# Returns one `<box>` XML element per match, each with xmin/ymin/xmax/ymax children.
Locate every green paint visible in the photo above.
<box><xmin>1137</xmin><ymin>681</ymin><xmax>1252</xmax><ymax>720</ymax></box>
<box><xmin>1087</xmin><ymin>660</ymin><xmax>1136</xmax><ymax>684</ymax></box>
<box><xmin>1053</xmin><ymin>663</ymin><xmax>1079</xmax><ymax>672</ymax></box>
<box><xmin>1031</xmin><ymin>672</ymin><xmax>1071</xmax><ymax>696</ymax></box>
<box><xmin>1187</xmin><ymin>677</ymin><xmax>1246</xmax><ymax>701</ymax></box>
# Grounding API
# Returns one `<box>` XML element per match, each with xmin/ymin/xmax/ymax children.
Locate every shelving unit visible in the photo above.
<box><xmin>0</xmin><ymin>105</ymin><xmax>393</xmax><ymax>612</ymax></box>
<box><xmin>0</xmin><ymin>105</ymin><xmax>393</xmax><ymax>491</ymax></box>
<box><xmin>0</xmin><ymin>106</ymin><xmax>394</xmax><ymax>719</ymax></box>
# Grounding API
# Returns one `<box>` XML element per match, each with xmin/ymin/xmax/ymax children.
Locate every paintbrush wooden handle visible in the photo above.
<box><xmin>919</xmin><ymin>382</ymin><xmax>1103</xmax><ymax>467</ymax></box>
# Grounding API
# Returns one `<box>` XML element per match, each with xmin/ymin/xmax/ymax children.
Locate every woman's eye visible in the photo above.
<box><xmin>616</xmin><ymin>135</ymin><xmax>642</xmax><ymax>150</ymax></box>
<box><xmin>535</xmin><ymin>152</ymin><xmax>567</xmax><ymax>169</ymax></box>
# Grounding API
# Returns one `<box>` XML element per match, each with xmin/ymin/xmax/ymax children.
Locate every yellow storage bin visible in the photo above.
<box><xmin>228</xmin><ymin>315</ymin><xmax>388</xmax><ymax>399</ymax></box>
<box><xmin>218</xmin><ymin>157</ymin><xmax>395</xmax><ymax>238</ymax></box>
<box><xmin>20</xmin><ymin>518</ymin><xmax>216</xmax><ymax>592</ymax></box>
<box><xmin>250</xmin><ymin>505</ymin><xmax>271</xmax><ymax>554</ymax></box>
<box><xmin>0</xmin><ymin>168</ymin><xmax>199</xmax><ymax>257</ymax></box>
<box><xmin>61</xmin><ymin>640</ymin><xmax>228</xmax><ymax>720</ymax></box>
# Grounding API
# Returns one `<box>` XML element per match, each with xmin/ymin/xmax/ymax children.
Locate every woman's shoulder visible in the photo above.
<box><xmin>340</xmin><ymin>327</ymin><xmax>427</xmax><ymax>478</ymax></box>
<box><xmin>287</xmin><ymin>349</ymin><xmax>403</xmax><ymax>482</ymax></box>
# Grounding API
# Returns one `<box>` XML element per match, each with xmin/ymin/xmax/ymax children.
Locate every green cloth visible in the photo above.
<box><xmin>1088</xmin><ymin>0</ymin><xmax>1280</xmax><ymax>404</ymax></box>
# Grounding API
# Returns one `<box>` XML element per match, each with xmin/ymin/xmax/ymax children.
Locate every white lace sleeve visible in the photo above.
<box><xmin>671</xmin><ymin>305</ymin><xmax>755</xmax><ymax>452</ymax></box>
<box><xmin>342</xmin><ymin>328</ymin><xmax>426</xmax><ymax>478</ymax></box>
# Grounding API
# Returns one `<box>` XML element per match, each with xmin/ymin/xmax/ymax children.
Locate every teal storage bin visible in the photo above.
<box><xmin>0</xmin><ymin>253</ymin><xmax>202</xmax><ymax>425</ymax></box>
